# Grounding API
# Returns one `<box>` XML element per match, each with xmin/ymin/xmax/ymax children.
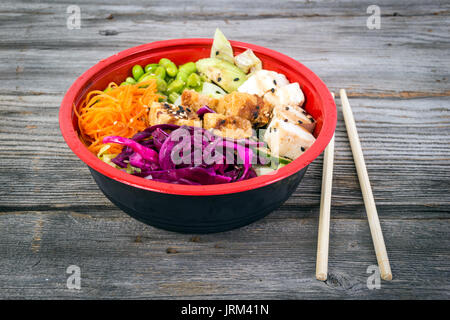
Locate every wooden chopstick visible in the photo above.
<box><xmin>316</xmin><ymin>93</ymin><xmax>335</xmax><ymax>281</ymax></box>
<box><xmin>339</xmin><ymin>89</ymin><xmax>392</xmax><ymax>281</ymax></box>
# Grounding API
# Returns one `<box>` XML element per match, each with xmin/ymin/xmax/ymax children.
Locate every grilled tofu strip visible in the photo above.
<box><xmin>238</xmin><ymin>70</ymin><xmax>289</xmax><ymax>96</ymax></box>
<box><xmin>263</xmin><ymin>118</ymin><xmax>315</xmax><ymax>160</ymax></box>
<box><xmin>203</xmin><ymin>113</ymin><xmax>253</xmax><ymax>140</ymax></box>
<box><xmin>148</xmin><ymin>102</ymin><xmax>202</xmax><ymax>127</ymax></box>
<box><xmin>217</xmin><ymin>91</ymin><xmax>273</xmax><ymax>127</ymax></box>
<box><xmin>263</xmin><ymin>82</ymin><xmax>305</xmax><ymax>108</ymax></box>
<box><xmin>272</xmin><ymin>104</ymin><xmax>316</xmax><ymax>133</ymax></box>
<box><xmin>181</xmin><ymin>89</ymin><xmax>219</xmax><ymax>112</ymax></box>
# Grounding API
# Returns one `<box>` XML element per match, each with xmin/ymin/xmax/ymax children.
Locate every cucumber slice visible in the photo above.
<box><xmin>196</xmin><ymin>58</ymin><xmax>246</xmax><ymax>92</ymax></box>
<box><xmin>254</xmin><ymin>146</ymin><xmax>292</xmax><ymax>169</ymax></box>
<box><xmin>210</xmin><ymin>28</ymin><xmax>234</xmax><ymax>64</ymax></box>
<box><xmin>201</xmin><ymin>82</ymin><xmax>227</xmax><ymax>99</ymax></box>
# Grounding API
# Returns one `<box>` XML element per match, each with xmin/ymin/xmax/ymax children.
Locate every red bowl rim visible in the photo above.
<box><xmin>59</xmin><ymin>38</ymin><xmax>336</xmax><ymax>196</ymax></box>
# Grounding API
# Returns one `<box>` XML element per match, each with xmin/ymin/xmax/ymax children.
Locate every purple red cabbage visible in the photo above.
<box><xmin>196</xmin><ymin>105</ymin><xmax>215</xmax><ymax>118</ymax></box>
<box><xmin>102</xmin><ymin>124</ymin><xmax>258</xmax><ymax>185</ymax></box>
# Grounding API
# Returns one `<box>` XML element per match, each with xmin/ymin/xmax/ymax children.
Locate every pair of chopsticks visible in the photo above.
<box><xmin>315</xmin><ymin>89</ymin><xmax>392</xmax><ymax>281</ymax></box>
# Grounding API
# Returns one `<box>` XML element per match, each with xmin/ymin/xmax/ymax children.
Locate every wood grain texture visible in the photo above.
<box><xmin>0</xmin><ymin>212</ymin><xmax>449</xmax><ymax>299</ymax></box>
<box><xmin>0</xmin><ymin>0</ymin><xmax>449</xmax><ymax>299</ymax></box>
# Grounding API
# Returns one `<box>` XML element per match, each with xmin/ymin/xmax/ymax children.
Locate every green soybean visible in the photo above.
<box><xmin>156</xmin><ymin>78</ymin><xmax>168</xmax><ymax>92</ymax></box>
<box><xmin>154</xmin><ymin>66</ymin><xmax>166</xmax><ymax>79</ymax></box>
<box><xmin>194</xmin><ymin>82</ymin><xmax>204</xmax><ymax>92</ymax></box>
<box><xmin>166</xmin><ymin>65</ymin><xmax>178</xmax><ymax>77</ymax></box>
<box><xmin>120</xmin><ymin>82</ymin><xmax>129</xmax><ymax>86</ymax></box>
<box><xmin>187</xmin><ymin>73</ymin><xmax>201</xmax><ymax>88</ymax></box>
<box><xmin>176</xmin><ymin>71</ymin><xmax>189</xmax><ymax>83</ymax></box>
<box><xmin>125</xmin><ymin>77</ymin><xmax>137</xmax><ymax>84</ymax></box>
<box><xmin>200</xmin><ymin>74</ymin><xmax>210</xmax><ymax>83</ymax></box>
<box><xmin>144</xmin><ymin>63</ymin><xmax>159</xmax><ymax>73</ymax></box>
<box><xmin>167</xmin><ymin>79</ymin><xmax>185</xmax><ymax>94</ymax></box>
<box><xmin>159</xmin><ymin>58</ymin><xmax>178</xmax><ymax>77</ymax></box>
<box><xmin>176</xmin><ymin>62</ymin><xmax>197</xmax><ymax>84</ymax></box>
<box><xmin>168</xmin><ymin>92</ymin><xmax>180</xmax><ymax>104</ymax></box>
<box><xmin>132</xmin><ymin>65</ymin><xmax>144</xmax><ymax>81</ymax></box>
<box><xmin>138</xmin><ymin>74</ymin><xmax>167</xmax><ymax>92</ymax></box>
<box><xmin>179</xmin><ymin>62</ymin><xmax>196</xmax><ymax>75</ymax></box>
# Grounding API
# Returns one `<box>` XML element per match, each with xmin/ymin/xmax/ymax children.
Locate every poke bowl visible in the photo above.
<box><xmin>59</xmin><ymin>36</ymin><xmax>336</xmax><ymax>234</ymax></box>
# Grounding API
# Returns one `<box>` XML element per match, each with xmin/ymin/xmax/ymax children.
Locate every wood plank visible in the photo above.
<box><xmin>0</xmin><ymin>212</ymin><xmax>448</xmax><ymax>299</ymax></box>
<box><xmin>0</xmin><ymin>1</ymin><xmax>448</xmax><ymax>96</ymax></box>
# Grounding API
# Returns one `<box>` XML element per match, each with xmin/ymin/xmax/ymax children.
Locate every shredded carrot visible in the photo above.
<box><xmin>75</xmin><ymin>80</ymin><xmax>161</xmax><ymax>154</ymax></box>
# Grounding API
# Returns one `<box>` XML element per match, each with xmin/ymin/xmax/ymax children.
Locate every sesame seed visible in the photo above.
<box><xmin>285</xmin><ymin>107</ymin><xmax>289</xmax><ymax>110</ymax></box>
<box><xmin>284</xmin><ymin>119</ymin><xmax>288</xmax><ymax>122</ymax></box>
<box><xmin>217</xmin><ymin>77</ymin><xmax>222</xmax><ymax>82</ymax></box>
<box><xmin>216</xmin><ymin>51</ymin><xmax>219</xmax><ymax>55</ymax></box>
<box><xmin>256</xmin><ymin>105</ymin><xmax>260</xmax><ymax>110</ymax></box>
<box><xmin>310</xmin><ymin>118</ymin><xmax>315</xmax><ymax>123</ymax></box>
<box><xmin>298</xmin><ymin>120</ymin><xmax>303</xmax><ymax>124</ymax></box>
<box><xmin>233</xmin><ymin>78</ymin><xmax>239</xmax><ymax>81</ymax></box>
<box><xmin>301</xmin><ymin>147</ymin><xmax>305</xmax><ymax>152</ymax></box>
<box><xmin>273</xmin><ymin>80</ymin><xmax>277</xmax><ymax>85</ymax></box>
<box><xmin>270</xmin><ymin>88</ymin><xmax>275</xmax><ymax>93</ymax></box>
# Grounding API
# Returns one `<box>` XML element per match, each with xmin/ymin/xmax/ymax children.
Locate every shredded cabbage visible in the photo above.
<box><xmin>102</xmin><ymin>124</ymin><xmax>259</xmax><ymax>185</ymax></box>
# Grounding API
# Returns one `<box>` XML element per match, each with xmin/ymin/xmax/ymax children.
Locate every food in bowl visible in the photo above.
<box><xmin>75</xmin><ymin>29</ymin><xmax>317</xmax><ymax>185</ymax></box>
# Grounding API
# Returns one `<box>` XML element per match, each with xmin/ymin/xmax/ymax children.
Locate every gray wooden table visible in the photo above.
<box><xmin>0</xmin><ymin>0</ymin><xmax>449</xmax><ymax>299</ymax></box>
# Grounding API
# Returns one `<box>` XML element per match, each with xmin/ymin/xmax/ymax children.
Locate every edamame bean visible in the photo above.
<box><xmin>144</xmin><ymin>63</ymin><xmax>159</xmax><ymax>73</ymax></box>
<box><xmin>168</xmin><ymin>92</ymin><xmax>180</xmax><ymax>104</ymax></box>
<box><xmin>187</xmin><ymin>73</ymin><xmax>201</xmax><ymax>88</ymax></box>
<box><xmin>194</xmin><ymin>82</ymin><xmax>204</xmax><ymax>92</ymax></box>
<box><xmin>139</xmin><ymin>73</ymin><xmax>168</xmax><ymax>92</ymax></box>
<box><xmin>176</xmin><ymin>71</ymin><xmax>189</xmax><ymax>83</ymax></box>
<box><xmin>166</xmin><ymin>65</ymin><xmax>178</xmax><ymax>77</ymax></box>
<box><xmin>178</xmin><ymin>62</ymin><xmax>196</xmax><ymax>75</ymax></box>
<box><xmin>125</xmin><ymin>77</ymin><xmax>137</xmax><ymax>84</ymax></box>
<box><xmin>156</xmin><ymin>78</ymin><xmax>168</xmax><ymax>92</ymax></box>
<box><xmin>154</xmin><ymin>66</ymin><xmax>166</xmax><ymax>79</ymax></box>
<box><xmin>167</xmin><ymin>79</ymin><xmax>185</xmax><ymax>94</ymax></box>
<box><xmin>140</xmin><ymin>72</ymin><xmax>160</xmax><ymax>81</ymax></box>
<box><xmin>200</xmin><ymin>74</ymin><xmax>210</xmax><ymax>83</ymax></box>
<box><xmin>159</xmin><ymin>58</ymin><xmax>178</xmax><ymax>77</ymax></box>
<box><xmin>132</xmin><ymin>65</ymin><xmax>144</xmax><ymax>81</ymax></box>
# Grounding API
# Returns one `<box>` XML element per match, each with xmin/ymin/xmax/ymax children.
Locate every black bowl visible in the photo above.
<box><xmin>90</xmin><ymin>167</ymin><xmax>307</xmax><ymax>233</ymax></box>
